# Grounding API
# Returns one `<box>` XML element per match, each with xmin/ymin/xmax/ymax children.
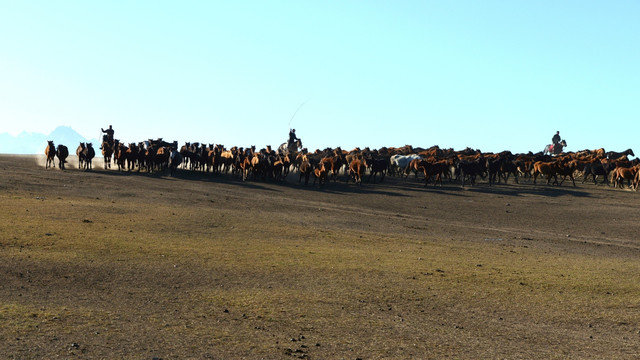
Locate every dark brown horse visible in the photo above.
<box><xmin>101</xmin><ymin>141</ymin><xmax>113</xmax><ymax>169</ymax></box>
<box><xmin>114</xmin><ymin>142</ymin><xmax>127</xmax><ymax>171</ymax></box>
<box><xmin>85</xmin><ymin>143</ymin><xmax>96</xmax><ymax>170</ymax></box>
<box><xmin>56</xmin><ymin>144</ymin><xmax>69</xmax><ymax>170</ymax></box>
<box><xmin>76</xmin><ymin>142</ymin><xmax>86</xmax><ymax>169</ymax></box>
<box><xmin>126</xmin><ymin>143</ymin><xmax>139</xmax><ymax>171</ymax></box>
<box><xmin>606</xmin><ymin>149</ymin><xmax>634</xmax><ymax>160</ymax></box>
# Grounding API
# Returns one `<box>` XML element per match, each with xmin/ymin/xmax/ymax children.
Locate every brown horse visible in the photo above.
<box><xmin>313</xmin><ymin>161</ymin><xmax>328</xmax><ymax>186</ymax></box>
<box><xmin>298</xmin><ymin>154</ymin><xmax>312</xmax><ymax>185</ymax></box>
<box><xmin>416</xmin><ymin>159</ymin><xmax>448</xmax><ymax>187</ymax></box>
<box><xmin>532</xmin><ymin>161</ymin><xmax>559</xmax><ymax>185</ymax></box>
<box><xmin>101</xmin><ymin>141</ymin><xmax>113</xmax><ymax>169</ymax></box>
<box><xmin>347</xmin><ymin>156</ymin><xmax>367</xmax><ymax>184</ymax></box>
<box><xmin>240</xmin><ymin>155</ymin><xmax>252</xmax><ymax>181</ymax></box>
<box><xmin>45</xmin><ymin>141</ymin><xmax>56</xmax><ymax>169</ymax></box>
<box><xmin>114</xmin><ymin>142</ymin><xmax>127</xmax><ymax>171</ymax></box>
<box><xmin>612</xmin><ymin>165</ymin><xmax>638</xmax><ymax>189</ymax></box>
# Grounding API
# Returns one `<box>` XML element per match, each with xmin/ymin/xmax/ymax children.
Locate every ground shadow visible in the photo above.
<box><xmin>46</xmin><ymin>161</ymin><xmax>606</xmax><ymax>199</ymax></box>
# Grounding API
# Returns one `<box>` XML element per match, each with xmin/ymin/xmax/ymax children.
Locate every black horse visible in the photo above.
<box><xmin>582</xmin><ymin>161</ymin><xmax>616</xmax><ymax>186</ymax></box>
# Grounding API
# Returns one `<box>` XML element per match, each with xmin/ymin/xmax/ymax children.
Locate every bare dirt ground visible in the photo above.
<box><xmin>1</xmin><ymin>154</ymin><xmax>640</xmax><ymax>359</ymax></box>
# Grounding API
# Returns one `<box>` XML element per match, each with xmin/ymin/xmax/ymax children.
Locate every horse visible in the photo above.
<box><xmin>85</xmin><ymin>143</ymin><xmax>96</xmax><ymax>170</ymax></box>
<box><xmin>278</xmin><ymin>138</ymin><xmax>302</xmax><ymax>156</ymax></box>
<box><xmin>606</xmin><ymin>149</ymin><xmax>634</xmax><ymax>160</ymax></box>
<box><xmin>126</xmin><ymin>143</ymin><xmax>139</xmax><ymax>171</ymax></box>
<box><xmin>56</xmin><ymin>144</ymin><xmax>69</xmax><ymax>170</ymax></box>
<box><xmin>313</xmin><ymin>161</ymin><xmax>328</xmax><ymax>186</ymax></box>
<box><xmin>45</xmin><ymin>141</ymin><xmax>56</xmax><ymax>169</ymax></box>
<box><xmin>76</xmin><ymin>142</ymin><xmax>86</xmax><ymax>169</ymax></box>
<box><xmin>612</xmin><ymin>166</ymin><xmax>638</xmax><ymax>189</ymax></box>
<box><xmin>456</xmin><ymin>158</ymin><xmax>487</xmax><ymax>187</ymax></box>
<box><xmin>101</xmin><ymin>140</ymin><xmax>113</xmax><ymax>169</ymax></box>
<box><xmin>137</xmin><ymin>142</ymin><xmax>148</xmax><ymax>171</ymax></box>
<box><xmin>582</xmin><ymin>160</ymin><xmax>615</xmax><ymax>186</ymax></box>
<box><xmin>366</xmin><ymin>157</ymin><xmax>389</xmax><ymax>183</ymax></box>
<box><xmin>250</xmin><ymin>149</ymin><xmax>266</xmax><ymax>180</ymax></box>
<box><xmin>532</xmin><ymin>161</ymin><xmax>560</xmax><ymax>185</ymax></box>
<box><xmin>347</xmin><ymin>156</ymin><xmax>367</xmax><ymax>185</ymax></box>
<box><xmin>169</xmin><ymin>148</ymin><xmax>183</xmax><ymax>176</ymax></box>
<box><xmin>298</xmin><ymin>154</ymin><xmax>312</xmax><ymax>185</ymax></box>
<box><xmin>543</xmin><ymin>140</ymin><xmax>567</xmax><ymax>156</ymax></box>
<box><xmin>114</xmin><ymin>142</ymin><xmax>127</xmax><ymax>171</ymax></box>
<box><xmin>240</xmin><ymin>150</ymin><xmax>253</xmax><ymax>182</ymax></box>
<box><xmin>179</xmin><ymin>142</ymin><xmax>192</xmax><ymax>169</ymax></box>
<box><xmin>154</xmin><ymin>145</ymin><xmax>170</xmax><ymax>172</ymax></box>
<box><xmin>390</xmin><ymin>154</ymin><xmax>421</xmax><ymax>176</ymax></box>
<box><xmin>416</xmin><ymin>159</ymin><xmax>448</xmax><ymax>187</ymax></box>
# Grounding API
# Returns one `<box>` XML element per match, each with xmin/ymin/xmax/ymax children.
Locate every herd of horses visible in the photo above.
<box><xmin>42</xmin><ymin>138</ymin><xmax>639</xmax><ymax>191</ymax></box>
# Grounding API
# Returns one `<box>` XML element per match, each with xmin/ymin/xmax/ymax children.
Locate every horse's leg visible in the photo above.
<box><xmin>558</xmin><ymin>175</ymin><xmax>566</xmax><ymax>186</ymax></box>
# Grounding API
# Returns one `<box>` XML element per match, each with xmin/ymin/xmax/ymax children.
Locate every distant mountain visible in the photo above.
<box><xmin>0</xmin><ymin>126</ymin><xmax>98</xmax><ymax>154</ymax></box>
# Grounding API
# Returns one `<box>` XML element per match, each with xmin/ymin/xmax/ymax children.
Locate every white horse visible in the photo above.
<box><xmin>390</xmin><ymin>154</ymin><xmax>422</xmax><ymax>176</ymax></box>
<box><xmin>278</xmin><ymin>138</ymin><xmax>302</xmax><ymax>156</ymax></box>
<box><xmin>543</xmin><ymin>140</ymin><xmax>567</xmax><ymax>155</ymax></box>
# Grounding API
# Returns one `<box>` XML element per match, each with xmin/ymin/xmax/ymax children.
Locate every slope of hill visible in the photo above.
<box><xmin>1</xmin><ymin>154</ymin><xmax>639</xmax><ymax>358</ymax></box>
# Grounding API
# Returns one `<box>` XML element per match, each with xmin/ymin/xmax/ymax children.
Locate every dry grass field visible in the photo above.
<box><xmin>2</xmin><ymin>154</ymin><xmax>640</xmax><ymax>359</ymax></box>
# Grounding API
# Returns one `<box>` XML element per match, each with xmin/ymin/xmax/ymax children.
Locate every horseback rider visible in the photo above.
<box><xmin>550</xmin><ymin>131</ymin><xmax>561</xmax><ymax>153</ymax></box>
<box><xmin>288</xmin><ymin>128</ymin><xmax>299</xmax><ymax>148</ymax></box>
<box><xmin>552</xmin><ymin>131</ymin><xmax>561</xmax><ymax>145</ymax></box>
<box><xmin>101</xmin><ymin>125</ymin><xmax>115</xmax><ymax>148</ymax></box>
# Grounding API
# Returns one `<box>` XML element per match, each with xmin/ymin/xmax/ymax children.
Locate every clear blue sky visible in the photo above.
<box><xmin>1</xmin><ymin>1</ymin><xmax>638</xmax><ymax>154</ymax></box>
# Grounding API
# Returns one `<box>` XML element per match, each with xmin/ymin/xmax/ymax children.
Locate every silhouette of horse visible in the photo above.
<box><xmin>85</xmin><ymin>143</ymin><xmax>96</xmax><ymax>170</ymax></box>
<box><xmin>56</xmin><ymin>144</ymin><xmax>69</xmax><ymax>170</ymax></box>
<box><xmin>606</xmin><ymin>149</ymin><xmax>634</xmax><ymax>160</ymax></box>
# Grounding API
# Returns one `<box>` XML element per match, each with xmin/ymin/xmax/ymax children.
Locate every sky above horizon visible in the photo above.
<box><xmin>1</xmin><ymin>1</ymin><xmax>638</xmax><ymax>154</ymax></box>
